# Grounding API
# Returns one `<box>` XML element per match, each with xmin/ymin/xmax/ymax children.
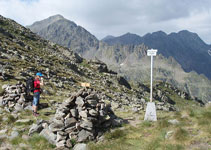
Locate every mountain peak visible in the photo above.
<box><xmin>153</xmin><ymin>31</ymin><xmax>167</xmax><ymax>36</ymax></box>
<box><xmin>102</xmin><ymin>35</ymin><xmax>115</xmax><ymax>41</ymax></box>
<box><xmin>123</xmin><ymin>32</ymin><xmax>139</xmax><ymax>37</ymax></box>
<box><xmin>48</xmin><ymin>14</ymin><xmax>64</xmax><ymax>20</ymax></box>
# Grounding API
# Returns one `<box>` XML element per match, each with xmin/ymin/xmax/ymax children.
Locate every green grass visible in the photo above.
<box><xmin>174</xmin><ymin>127</ymin><xmax>189</xmax><ymax>141</ymax></box>
<box><xmin>88</xmin><ymin>102</ymin><xmax>211</xmax><ymax>150</ymax></box>
<box><xmin>28</xmin><ymin>134</ymin><xmax>56</xmax><ymax>150</ymax></box>
<box><xmin>157</xmin><ymin>119</ymin><xmax>170</xmax><ymax>129</ymax></box>
<box><xmin>141</xmin><ymin>121</ymin><xmax>153</xmax><ymax>128</ymax></box>
<box><xmin>6</xmin><ymin>115</ymin><xmax>16</xmax><ymax>124</ymax></box>
<box><xmin>15</xmin><ymin>120</ymin><xmax>34</xmax><ymax>126</ymax></box>
<box><xmin>104</xmin><ymin>129</ymin><xmax>126</xmax><ymax>140</ymax></box>
<box><xmin>162</xmin><ymin>144</ymin><xmax>184</xmax><ymax>150</ymax></box>
<box><xmin>10</xmin><ymin>136</ymin><xmax>24</xmax><ymax>145</ymax></box>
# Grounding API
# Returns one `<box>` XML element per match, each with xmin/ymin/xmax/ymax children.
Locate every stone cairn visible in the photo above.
<box><xmin>0</xmin><ymin>82</ymin><xmax>31</xmax><ymax>112</ymax></box>
<box><xmin>29</xmin><ymin>88</ymin><xmax>122</xmax><ymax>149</ymax></box>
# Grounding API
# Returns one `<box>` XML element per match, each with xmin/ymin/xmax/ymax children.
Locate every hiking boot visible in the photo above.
<box><xmin>33</xmin><ymin>112</ymin><xmax>39</xmax><ymax>117</ymax></box>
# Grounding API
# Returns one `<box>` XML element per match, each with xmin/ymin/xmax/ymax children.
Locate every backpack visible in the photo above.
<box><xmin>26</xmin><ymin>77</ymin><xmax>34</xmax><ymax>95</ymax></box>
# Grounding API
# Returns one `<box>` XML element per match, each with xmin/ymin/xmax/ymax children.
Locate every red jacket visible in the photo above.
<box><xmin>34</xmin><ymin>79</ymin><xmax>41</xmax><ymax>93</ymax></box>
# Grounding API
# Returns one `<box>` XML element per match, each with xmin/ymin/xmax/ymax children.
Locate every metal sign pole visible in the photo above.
<box><xmin>150</xmin><ymin>55</ymin><xmax>153</xmax><ymax>102</ymax></box>
<box><xmin>144</xmin><ymin>49</ymin><xmax>158</xmax><ymax>121</ymax></box>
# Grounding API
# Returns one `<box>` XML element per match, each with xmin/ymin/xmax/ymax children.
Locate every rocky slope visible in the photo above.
<box><xmin>0</xmin><ymin>15</ymin><xmax>200</xmax><ymax>149</ymax></box>
<box><xmin>27</xmin><ymin>15</ymin><xmax>211</xmax><ymax>104</ymax></box>
<box><xmin>27</xmin><ymin>14</ymin><xmax>99</xmax><ymax>58</ymax></box>
<box><xmin>95</xmin><ymin>43</ymin><xmax>211</xmax><ymax>103</ymax></box>
<box><xmin>102</xmin><ymin>31</ymin><xmax>211</xmax><ymax>79</ymax></box>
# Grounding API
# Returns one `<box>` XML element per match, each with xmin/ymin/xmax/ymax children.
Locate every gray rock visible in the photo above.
<box><xmin>56</xmin><ymin>140</ymin><xmax>66</xmax><ymax>147</ymax></box>
<box><xmin>99</xmin><ymin>110</ymin><xmax>106</xmax><ymax>117</ymax></box>
<box><xmin>140</xmin><ymin>98</ymin><xmax>146</xmax><ymax>103</ymax></box>
<box><xmin>87</xmin><ymin>100</ymin><xmax>97</xmax><ymax>107</ymax></box>
<box><xmin>131</xmin><ymin>107</ymin><xmax>139</xmax><ymax>113</ymax></box>
<box><xmin>49</xmin><ymin>121</ymin><xmax>64</xmax><ymax>132</ymax></box>
<box><xmin>76</xmin><ymin>97</ymin><xmax>84</xmax><ymax>107</ymax></box>
<box><xmin>56</xmin><ymin>132</ymin><xmax>67</xmax><ymax>142</ymax></box>
<box><xmin>80</xmin><ymin>120</ymin><xmax>93</xmax><ymax>130</ymax></box>
<box><xmin>40</xmin><ymin>128</ymin><xmax>56</xmax><ymax>145</ymax></box>
<box><xmin>65</xmin><ymin>117</ymin><xmax>77</xmax><ymax>128</ymax></box>
<box><xmin>55</xmin><ymin>111</ymin><xmax>66</xmax><ymax>119</ymax></box>
<box><xmin>0</xmin><ymin>129</ymin><xmax>7</xmax><ymax>134</ymax></box>
<box><xmin>14</xmin><ymin>103</ymin><xmax>23</xmax><ymax>111</ymax></box>
<box><xmin>165</xmin><ymin>131</ymin><xmax>174</xmax><ymax>139</ymax></box>
<box><xmin>70</xmin><ymin>109</ymin><xmax>78</xmax><ymax>118</ymax></box>
<box><xmin>88</xmin><ymin>109</ymin><xmax>98</xmax><ymax>117</ymax></box>
<box><xmin>66</xmin><ymin>139</ymin><xmax>73</xmax><ymax>148</ymax></box>
<box><xmin>79</xmin><ymin>110</ymin><xmax>88</xmax><ymax>118</ymax></box>
<box><xmin>0</xmin><ymin>97</ymin><xmax>3</xmax><ymax>107</ymax></box>
<box><xmin>2</xmin><ymin>84</ymin><xmax>8</xmax><ymax>90</ymax></box>
<box><xmin>77</xmin><ymin>130</ymin><xmax>93</xmax><ymax>142</ymax></box>
<box><xmin>24</xmin><ymin>105</ymin><xmax>32</xmax><ymax>111</ymax></box>
<box><xmin>85</xmin><ymin>94</ymin><xmax>98</xmax><ymax>100</ymax></box>
<box><xmin>168</xmin><ymin>119</ymin><xmax>179</xmax><ymax>125</ymax></box>
<box><xmin>28</xmin><ymin>123</ymin><xmax>43</xmax><ymax>136</ymax></box>
<box><xmin>73</xmin><ymin>143</ymin><xmax>88</xmax><ymax>150</ymax></box>
<box><xmin>9</xmin><ymin>131</ymin><xmax>19</xmax><ymax>139</ymax></box>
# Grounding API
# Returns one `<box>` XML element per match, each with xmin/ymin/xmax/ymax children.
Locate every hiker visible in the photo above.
<box><xmin>32</xmin><ymin>72</ymin><xmax>44</xmax><ymax>116</ymax></box>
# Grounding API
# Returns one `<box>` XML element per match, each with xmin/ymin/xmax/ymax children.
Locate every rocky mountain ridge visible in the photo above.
<box><xmin>27</xmin><ymin>14</ymin><xmax>99</xmax><ymax>58</ymax></box>
<box><xmin>103</xmin><ymin>30</ymin><xmax>211</xmax><ymax>79</ymax></box>
<box><xmin>0</xmin><ymin>14</ymin><xmax>202</xmax><ymax>149</ymax></box>
<box><xmin>27</xmin><ymin>15</ymin><xmax>211</xmax><ymax>103</ymax></box>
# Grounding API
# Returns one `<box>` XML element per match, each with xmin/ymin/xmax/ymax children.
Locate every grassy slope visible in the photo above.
<box><xmin>88</xmin><ymin>95</ymin><xmax>211</xmax><ymax>150</ymax></box>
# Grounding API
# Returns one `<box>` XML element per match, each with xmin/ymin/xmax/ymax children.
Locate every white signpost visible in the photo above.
<box><xmin>144</xmin><ymin>49</ymin><xmax>158</xmax><ymax>121</ymax></box>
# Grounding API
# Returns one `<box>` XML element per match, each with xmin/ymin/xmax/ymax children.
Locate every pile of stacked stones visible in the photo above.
<box><xmin>0</xmin><ymin>82</ymin><xmax>31</xmax><ymax>112</ymax></box>
<box><xmin>29</xmin><ymin>88</ymin><xmax>123</xmax><ymax>149</ymax></box>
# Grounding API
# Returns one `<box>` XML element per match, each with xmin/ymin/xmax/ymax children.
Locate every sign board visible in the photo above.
<box><xmin>147</xmin><ymin>49</ymin><xmax>157</xmax><ymax>56</ymax></box>
<box><xmin>81</xmin><ymin>82</ymin><xmax>90</xmax><ymax>87</ymax></box>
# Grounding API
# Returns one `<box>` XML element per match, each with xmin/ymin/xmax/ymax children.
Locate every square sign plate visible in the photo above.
<box><xmin>147</xmin><ymin>49</ymin><xmax>158</xmax><ymax>56</ymax></box>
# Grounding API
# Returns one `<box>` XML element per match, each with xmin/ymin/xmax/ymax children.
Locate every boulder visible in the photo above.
<box><xmin>29</xmin><ymin>123</ymin><xmax>43</xmax><ymax>136</ymax></box>
<box><xmin>77</xmin><ymin>130</ymin><xmax>93</xmax><ymax>142</ymax></box>
<box><xmin>40</xmin><ymin>128</ymin><xmax>56</xmax><ymax>145</ymax></box>
<box><xmin>73</xmin><ymin>143</ymin><xmax>87</xmax><ymax>150</ymax></box>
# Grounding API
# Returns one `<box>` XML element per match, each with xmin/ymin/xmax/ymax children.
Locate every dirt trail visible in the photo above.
<box><xmin>125</xmin><ymin>115</ymin><xmax>142</xmax><ymax>127</ymax></box>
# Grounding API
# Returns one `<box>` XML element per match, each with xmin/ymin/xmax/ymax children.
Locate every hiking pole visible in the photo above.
<box><xmin>42</xmin><ymin>89</ymin><xmax>56</xmax><ymax>111</ymax></box>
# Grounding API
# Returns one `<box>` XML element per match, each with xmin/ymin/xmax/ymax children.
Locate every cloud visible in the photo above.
<box><xmin>0</xmin><ymin>0</ymin><xmax>210</xmax><ymax>44</ymax></box>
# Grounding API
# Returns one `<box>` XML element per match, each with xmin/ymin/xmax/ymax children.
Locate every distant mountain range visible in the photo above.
<box><xmin>27</xmin><ymin>15</ymin><xmax>211</xmax><ymax>103</ymax></box>
<box><xmin>102</xmin><ymin>31</ymin><xmax>211</xmax><ymax>79</ymax></box>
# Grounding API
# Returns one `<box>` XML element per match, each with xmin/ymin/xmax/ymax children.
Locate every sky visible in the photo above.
<box><xmin>0</xmin><ymin>0</ymin><xmax>211</xmax><ymax>44</ymax></box>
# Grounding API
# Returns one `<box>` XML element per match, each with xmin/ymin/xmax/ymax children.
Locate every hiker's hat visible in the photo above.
<box><xmin>36</xmin><ymin>72</ymin><xmax>43</xmax><ymax>77</ymax></box>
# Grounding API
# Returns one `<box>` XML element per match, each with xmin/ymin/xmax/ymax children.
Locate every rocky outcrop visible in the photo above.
<box><xmin>29</xmin><ymin>88</ymin><xmax>123</xmax><ymax>149</ymax></box>
<box><xmin>0</xmin><ymin>83</ymin><xmax>32</xmax><ymax>112</ymax></box>
<box><xmin>88</xmin><ymin>58</ymin><xmax>117</xmax><ymax>74</ymax></box>
<box><xmin>117</xmin><ymin>76</ymin><xmax>131</xmax><ymax>89</ymax></box>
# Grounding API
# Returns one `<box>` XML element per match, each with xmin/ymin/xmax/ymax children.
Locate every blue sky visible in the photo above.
<box><xmin>0</xmin><ymin>0</ymin><xmax>210</xmax><ymax>44</ymax></box>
